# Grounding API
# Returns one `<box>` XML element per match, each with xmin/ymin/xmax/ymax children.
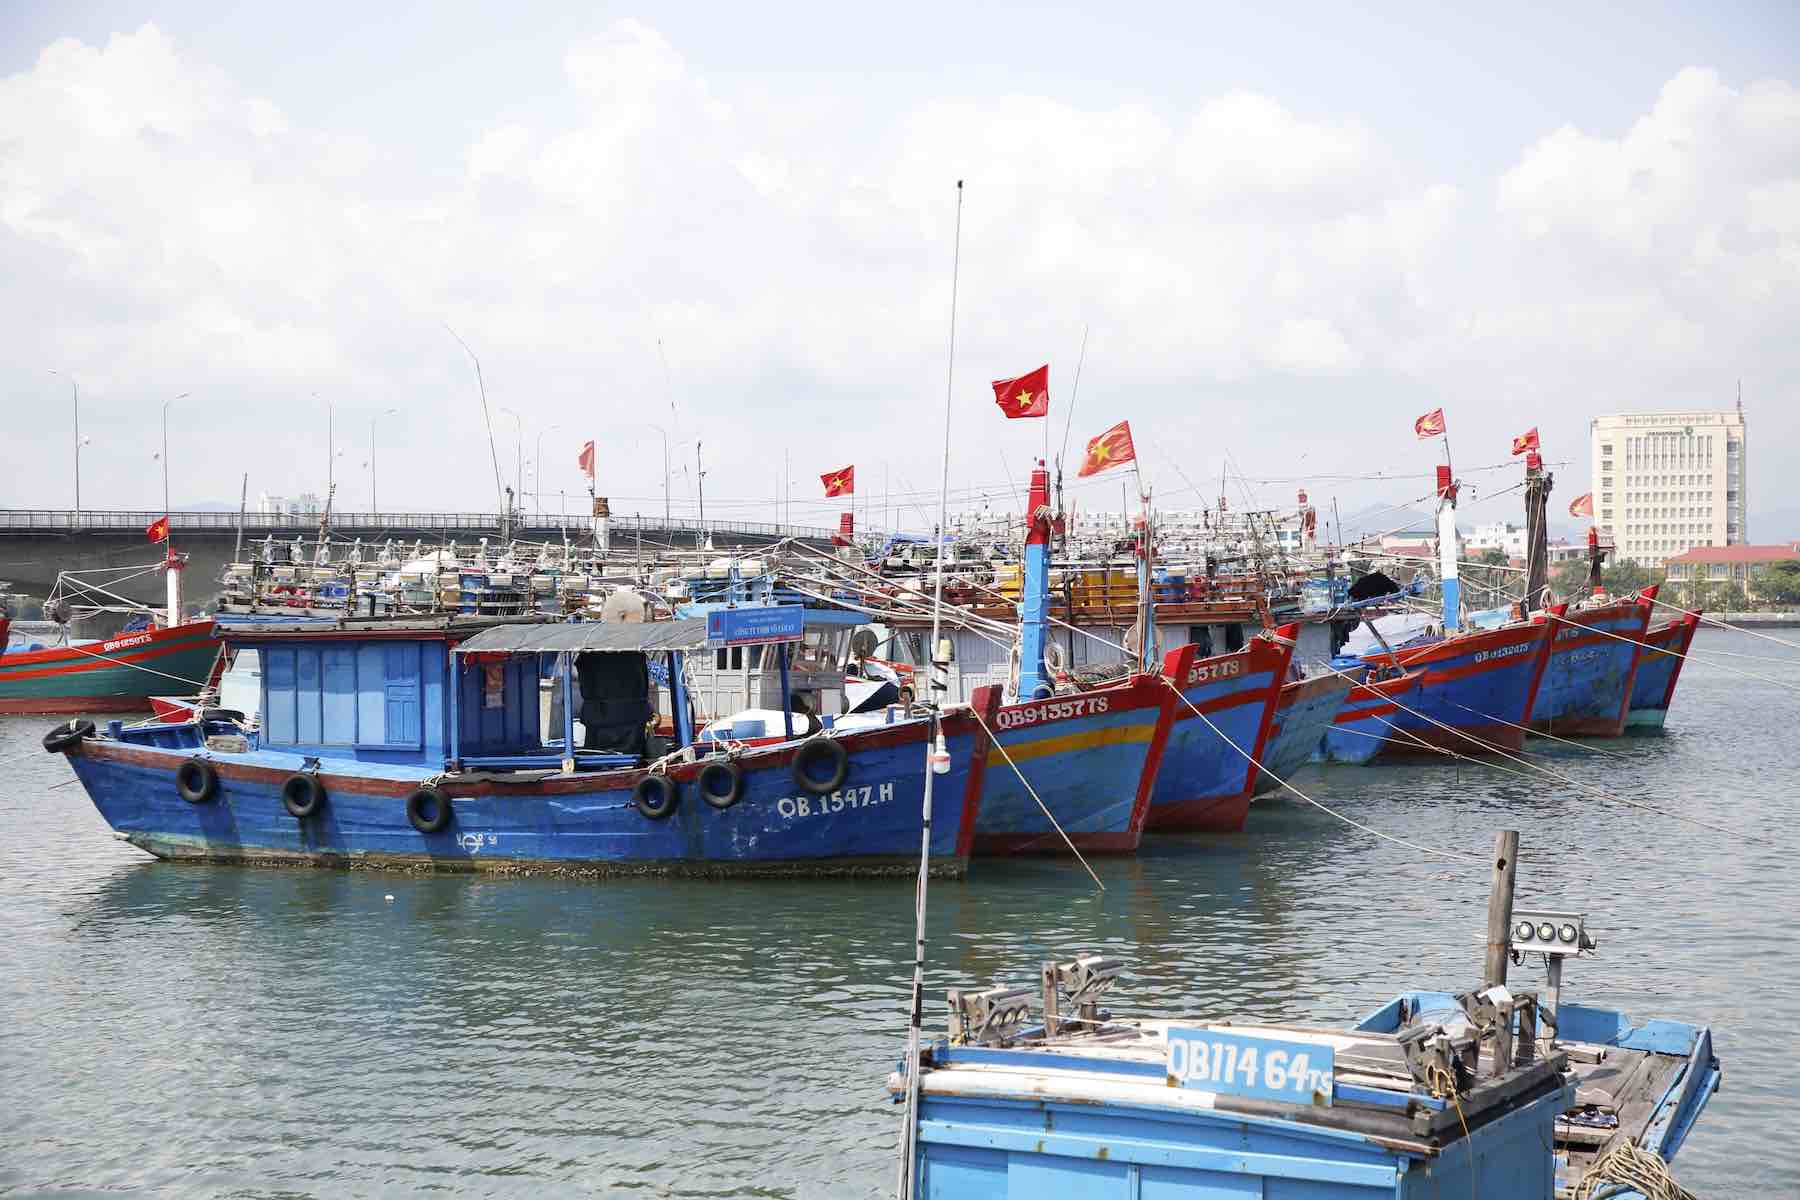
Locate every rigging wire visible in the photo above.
<box><xmin>968</xmin><ymin>706</ymin><xmax>1105</xmax><ymax>890</ymax></box>
<box><xmin>1156</xmin><ymin>675</ymin><xmax>1482</xmax><ymax>864</ymax></box>
<box><xmin>1320</xmin><ymin>663</ymin><xmax>1775</xmax><ymax>847</ymax></box>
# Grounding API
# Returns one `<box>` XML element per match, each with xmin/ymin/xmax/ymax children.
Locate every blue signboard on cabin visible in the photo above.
<box><xmin>1165</xmin><ymin>1028</ymin><xmax>1335</xmax><ymax>1106</ymax></box>
<box><xmin>705</xmin><ymin>605</ymin><xmax>804</xmax><ymax>647</ymax></box>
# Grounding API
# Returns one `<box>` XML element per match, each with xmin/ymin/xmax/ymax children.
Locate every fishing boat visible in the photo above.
<box><xmin>0</xmin><ymin>619</ymin><xmax>220</xmax><ymax>715</ymax></box>
<box><xmin>1321</xmin><ymin>470</ymin><xmax>1561</xmax><ymax>763</ymax></box>
<box><xmin>889</xmin><ymin>836</ymin><xmax>1719</xmax><ymax>1199</ymax></box>
<box><xmin>1252</xmin><ymin>667</ymin><xmax>1356</xmax><ymax>793</ymax></box>
<box><xmin>1145</xmin><ymin>626</ymin><xmax>1294</xmax><ymax>832</ymax></box>
<box><xmin>1626</xmin><ymin>606</ymin><xmax>1701</xmax><ymax>730</ymax></box>
<box><xmin>0</xmin><ymin>548</ymin><xmax>221</xmax><ymax>715</ymax></box>
<box><xmin>966</xmin><ymin>464</ymin><xmax>1176</xmax><ymax>855</ymax></box>
<box><xmin>1322</xmin><ymin>611</ymin><xmax>1559</xmax><ymax>762</ymax></box>
<box><xmin>1528</xmin><ymin>587</ymin><xmax>1658</xmax><ymax>737</ymax></box>
<box><xmin>46</xmin><ymin>606</ymin><xmax>999</xmax><ymax>877</ymax></box>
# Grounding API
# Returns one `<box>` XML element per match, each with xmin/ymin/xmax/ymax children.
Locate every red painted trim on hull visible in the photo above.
<box><xmin>1660</xmin><ymin>610</ymin><xmax>1702</xmax><ymax>710</ymax></box>
<box><xmin>1142</xmin><ymin>790</ymin><xmax>1252</xmax><ymax>833</ymax></box>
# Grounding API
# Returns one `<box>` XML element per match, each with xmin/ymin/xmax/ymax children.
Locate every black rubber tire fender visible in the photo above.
<box><xmin>633</xmin><ymin>774</ymin><xmax>678</xmax><ymax>820</ymax></box>
<box><xmin>697</xmin><ymin>759</ymin><xmax>743</xmax><ymax>810</ymax></box>
<box><xmin>176</xmin><ymin>758</ymin><xmax>218</xmax><ymax>804</ymax></box>
<box><xmin>405</xmin><ymin>786</ymin><xmax>452</xmax><ymax>834</ymax></box>
<box><xmin>41</xmin><ymin>719</ymin><xmax>96</xmax><ymax>755</ymax></box>
<box><xmin>281</xmin><ymin>773</ymin><xmax>324</xmax><ymax>819</ymax></box>
<box><xmin>792</xmin><ymin>736</ymin><xmax>848</xmax><ymax>795</ymax></box>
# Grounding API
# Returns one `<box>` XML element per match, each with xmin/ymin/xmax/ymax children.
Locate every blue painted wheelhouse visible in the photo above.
<box><xmin>892</xmin><ymin>884</ymin><xmax>1719</xmax><ymax>1199</ymax></box>
<box><xmin>56</xmin><ymin>609</ymin><xmax>996</xmax><ymax>877</ymax></box>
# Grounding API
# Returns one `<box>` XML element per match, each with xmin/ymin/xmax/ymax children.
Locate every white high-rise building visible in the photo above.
<box><xmin>1589</xmin><ymin>406</ymin><xmax>1747</xmax><ymax>568</ymax></box>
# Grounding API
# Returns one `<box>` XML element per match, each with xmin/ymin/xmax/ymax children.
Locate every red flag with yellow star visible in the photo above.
<box><xmin>821</xmin><ymin>465</ymin><xmax>854</xmax><ymax>497</ymax></box>
<box><xmin>1077</xmin><ymin>421</ymin><xmax>1136</xmax><ymax>478</ymax></box>
<box><xmin>991</xmin><ymin>364</ymin><xmax>1049</xmax><ymax>419</ymax></box>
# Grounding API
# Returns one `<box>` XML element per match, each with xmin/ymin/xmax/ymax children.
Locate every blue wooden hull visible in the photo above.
<box><xmin>1253</xmin><ymin>672</ymin><xmax>1354</xmax><ymax>796</ymax></box>
<box><xmin>1146</xmin><ymin>632</ymin><xmax>1293</xmax><ymax>832</ymax></box>
<box><xmin>1528</xmin><ymin>595</ymin><xmax>1652</xmax><ymax>736</ymax></box>
<box><xmin>908</xmin><ymin>1072</ymin><xmax>1570</xmax><ymax>1198</ymax></box>
<box><xmin>1322</xmin><ymin>620</ymin><xmax>1552</xmax><ymax>762</ymax></box>
<box><xmin>972</xmin><ymin>677</ymin><xmax>1171</xmax><ymax>854</ymax></box>
<box><xmin>67</xmin><ymin>713</ymin><xmax>992</xmax><ymax>877</ymax></box>
<box><xmin>1627</xmin><ymin>611</ymin><xmax>1698</xmax><ymax>730</ymax></box>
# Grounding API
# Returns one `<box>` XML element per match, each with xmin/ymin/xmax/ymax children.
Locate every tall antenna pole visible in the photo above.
<box><xmin>899</xmin><ymin>178</ymin><xmax>963</xmax><ymax>1200</ymax></box>
<box><xmin>444</xmin><ymin>324</ymin><xmax>509</xmax><ymax>541</ymax></box>
<box><xmin>695</xmin><ymin>439</ymin><xmax>707</xmax><ymax>543</ymax></box>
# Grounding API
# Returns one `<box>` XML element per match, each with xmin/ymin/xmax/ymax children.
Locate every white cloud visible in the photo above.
<box><xmin>0</xmin><ymin>23</ymin><xmax>1795</xmax><ymax>525</ymax></box>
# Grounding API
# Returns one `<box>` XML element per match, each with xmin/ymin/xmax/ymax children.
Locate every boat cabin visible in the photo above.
<box><xmin>224</xmin><ymin>607</ymin><xmax>808</xmax><ymax>772</ymax></box>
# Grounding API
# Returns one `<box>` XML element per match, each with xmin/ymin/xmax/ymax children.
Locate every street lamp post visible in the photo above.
<box><xmin>501</xmin><ymin>408</ymin><xmax>524</xmax><ymax>525</ymax></box>
<box><xmin>535</xmin><ymin>423</ymin><xmax>561</xmax><ymax>517</ymax></box>
<box><xmin>371</xmin><ymin>407</ymin><xmax>398</xmax><ymax>517</ymax></box>
<box><xmin>51</xmin><ymin>371</ymin><xmax>78</xmax><ymax>516</ymax></box>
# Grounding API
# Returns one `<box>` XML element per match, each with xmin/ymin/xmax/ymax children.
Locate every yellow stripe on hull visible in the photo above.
<box><xmin>997</xmin><ymin>722</ymin><xmax>1156</xmax><ymax>765</ymax></box>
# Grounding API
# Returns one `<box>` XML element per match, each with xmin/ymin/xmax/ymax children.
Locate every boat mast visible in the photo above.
<box><xmin>898</xmin><ymin>178</ymin><xmax>963</xmax><ymax>1200</ymax></box>
<box><xmin>1522</xmin><ymin>450</ymin><xmax>1552</xmax><ymax>614</ymax></box>
<box><xmin>1016</xmin><ymin>461</ymin><xmax>1052</xmax><ymax>700</ymax></box>
<box><xmin>1436</xmin><ymin>469</ymin><xmax>1461</xmax><ymax>632</ymax></box>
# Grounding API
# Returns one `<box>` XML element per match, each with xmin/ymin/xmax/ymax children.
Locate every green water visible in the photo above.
<box><xmin>1</xmin><ymin>627</ymin><xmax>1793</xmax><ymax>1195</ymax></box>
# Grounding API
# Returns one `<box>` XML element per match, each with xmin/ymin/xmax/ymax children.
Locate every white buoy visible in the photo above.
<box><xmin>384</xmin><ymin>894</ymin><xmax>395</xmax><ymax>902</ymax></box>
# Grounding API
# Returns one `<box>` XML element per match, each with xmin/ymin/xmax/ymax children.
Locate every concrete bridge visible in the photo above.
<box><xmin>0</xmin><ymin>509</ymin><xmax>837</xmax><ymax>611</ymax></box>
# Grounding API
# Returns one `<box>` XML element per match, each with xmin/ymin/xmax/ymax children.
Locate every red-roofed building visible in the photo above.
<box><xmin>1664</xmin><ymin>543</ymin><xmax>1800</xmax><ymax>602</ymax></box>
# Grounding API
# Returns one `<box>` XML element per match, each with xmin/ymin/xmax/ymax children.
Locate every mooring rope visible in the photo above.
<box><xmin>1318</xmin><ymin>665</ymin><xmax>1774</xmax><ymax>847</ymax></box>
<box><xmin>1573</xmin><ymin>1138</ymin><xmax>1697</xmax><ymax>1200</ymax></box>
<box><xmin>49</xmin><ymin>639</ymin><xmax>216</xmax><ymax>690</ymax></box>
<box><xmin>1156</xmin><ymin>675</ymin><xmax>1482</xmax><ymax>863</ymax></box>
<box><xmin>1443</xmin><ymin>700</ymin><xmax>1632</xmax><ymax>759</ymax></box>
<box><xmin>1650</xmin><ymin>593</ymin><xmax>1800</xmax><ymax>656</ymax></box>
<box><xmin>1550</xmin><ymin>611</ymin><xmax>1800</xmax><ymax>694</ymax></box>
<box><xmin>968</xmin><ymin>707</ymin><xmax>1106</xmax><ymax>889</ymax></box>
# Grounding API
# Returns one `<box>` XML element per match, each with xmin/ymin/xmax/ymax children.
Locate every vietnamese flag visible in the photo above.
<box><xmin>577</xmin><ymin>440</ymin><xmax>596</xmax><ymax>480</ymax></box>
<box><xmin>146</xmin><ymin>516</ymin><xmax>170</xmax><ymax>544</ymax></box>
<box><xmin>1077</xmin><ymin>421</ymin><xmax>1136</xmax><ymax>478</ymax></box>
<box><xmin>1511</xmin><ymin>427</ymin><xmax>1540</xmax><ymax>456</ymax></box>
<box><xmin>1569</xmin><ymin>493</ymin><xmax>1594</xmax><ymax>518</ymax></box>
<box><xmin>991</xmin><ymin>364</ymin><xmax>1049</xmax><ymax>419</ymax></box>
<box><xmin>821</xmin><ymin>465</ymin><xmax>854</xmax><ymax>497</ymax></box>
<box><xmin>1414</xmin><ymin>408</ymin><xmax>1446</xmax><ymax>439</ymax></box>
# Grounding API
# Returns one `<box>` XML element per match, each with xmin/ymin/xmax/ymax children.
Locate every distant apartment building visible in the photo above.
<box><xmin>1589</xmin><ymin>406</ymin><xmax>1746</xmax><ymax>568</ymax></box>
<box><xmin>1466</xmin><ymin>521</ymin><xmax>1528</xmax><ymax>559</ymax></box>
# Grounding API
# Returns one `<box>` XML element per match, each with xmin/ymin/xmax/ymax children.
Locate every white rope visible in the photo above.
<box><xmin>1551</xmin><ymin>611</ymin><xmax>1800</xmax><ymax>694</ymax></box>
<box><xmin>1443</xmin><ymin>700</ymin><xmax>1632</xmax><ymax>759</ymax></box>
<box><xmin>1573</xmin><ymin>1138</ymin><xmax>1697</xmax><ymax>1200</ymax></box>
<box><xmin>50</xmin><ymin>639</ymin><xmax>217</xmax><ymax>689</ymax></box>
<box><xmin>1319</xmin><ymin>664</ymin><xmax>1775</xmax><ymax>846</ymax></box>
<box><xmin>968</xmin><ymin>706</ymin><xmax>1105</xmax><ymax>890</ymax></box>
<box><xmin>1156</xmin><ymin>675</ymin><xmax>1481</xmax><ymax>863</ymax></box>
<box><xmin>1651</xmin><ymin>593</ymin><xmax>1800</xmax><ymax>655</ymax></box>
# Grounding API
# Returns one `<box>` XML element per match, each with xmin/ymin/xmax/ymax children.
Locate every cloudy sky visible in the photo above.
<box><xmin>2</xmin><ymin>2</ymin><xmax>1796</xmax><ymax>537</ymax></box>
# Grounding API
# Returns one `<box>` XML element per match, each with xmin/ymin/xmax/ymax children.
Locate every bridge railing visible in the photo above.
<box><xmin>0</xmin><ymin>509</ymin><xmax>836</xmax><ymax>541</ymax></box>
